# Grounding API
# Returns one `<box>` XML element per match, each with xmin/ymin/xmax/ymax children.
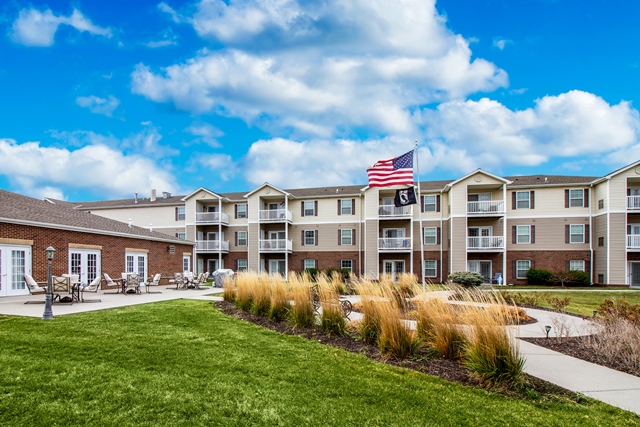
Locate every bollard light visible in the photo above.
<box><xmin>545</xmin><ymin>325</ymin><xmax>551</xmax><ymax>339</ymax></box>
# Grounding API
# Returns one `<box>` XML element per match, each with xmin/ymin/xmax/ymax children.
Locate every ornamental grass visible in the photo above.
<box><xmin>250</xmin><ymin>272</ymin><xmax>272</xmax><ymax>316</ymax></box>
<box><xmin>234</xmin><ymin>271</ymin><xmax>255</xmax><ymax>311</ymax></box>
<box><xmin>269</xmin><ymin>273</ymin><xmax>291</xmax><ymax>321</ymax></box>
<box><xmin>222</xmin><ymin>274</ymin><xmax>236</xmax><ymax>303</ymax></box>
<box><xmin>288</xmin><ymin>272</ymin><xmax>316</xmax><ymax>328</ymax></box>
<box><xmin>318</xmin><ymin>274</ymin><xmax>346</xmax><ymax>336</ymax></box>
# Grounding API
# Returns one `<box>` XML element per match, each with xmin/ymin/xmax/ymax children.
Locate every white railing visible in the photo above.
<box><xmin>467</xmin><ymin>236</ymin><xmax>504</xmax><ymax>249</ymax></box>
<box><xmin>467</xmin><ymin>200</ymin><xmax>504</xmax><ymax>214</ymax></box>
<box><xmin>628</xmin><ymin>196</ymin><xmax>640</xmax><ymax>210</ymax></box>
<box><xmin>259</xmin><ymin>239</ymin><xmax>293</xmax><ymax>251</ymax></box>
<box><xmin>628</xmin><ymin>235</ymin><xmax>640</xmax><ymax>248</ymax></box>
<box><xmin>259</xmin><ymin>209</ymin><xmax>292</xmax><ymax>221</ymax></box>
<box><xmin>195</xmin><ymin>240</ymin><xmax>229</xmax><ymax>252</ymax></box>
<box><xmin>195</xmin><ymin>211</ymin><xmax>229</xmax><ymax>224</ymax></box>
<box><xmin>378</xmin><ymin>205</ymin><xmax>412</xmax><ymax>218</ymax></box>
<box><xmin>378</xmin><ymin>237</ymin><xmax>412</xmax><ymax>250</ymax></box>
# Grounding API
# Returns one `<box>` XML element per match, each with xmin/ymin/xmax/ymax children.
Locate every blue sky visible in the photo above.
<box><xmin>1</xmin><ymin>0</ymin><xmax>639</xmax><ymax>201</ymax></box>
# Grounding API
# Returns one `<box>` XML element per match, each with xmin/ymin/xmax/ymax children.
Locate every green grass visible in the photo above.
<box><xmin>0</xmin><ymin>300</ymin><xmax>638</xmax><ymax>426</ymax></box>
<box><xmin>505</xmin><ymin>291</ymin><xmax>640</xmax><ymax>316</ymax></box>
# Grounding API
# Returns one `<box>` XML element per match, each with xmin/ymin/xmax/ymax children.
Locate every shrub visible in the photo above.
<box><xmin>597</xmin><ymin>298</ymin><xmax>640</xmax><ymax>324</ymax></box>
<box><xmin>234</xmin><ymin>272</ymin><xmax>255</xmax><ymax>311</ymax></box>
<box><xmin>250</xmin><ymin>274</ymin><xmax>271</xmax><ymax>316</ymax></box>
<box><xmin>325</xmin><ymin>268</ymin><xmax>351</xmax><ymax>282</ymax></box>
<box><xmin>552</xmin><ymin>270</ymin><xmax>590</xmax><ymax>287</ymax></box>
<box><xmin>303</xmin><ymin>268</ymin><xmax>321</xmax><ymax>282</ymax></box>
<box><xmin>526</xmin><ymin>268</ymin><xmax>554</xmax><ymax>285</ymax></box>
<box><xmin>448</xmin><ymin>271</ymin><xmax>484</xmax><ymax>287</ymax></box>
<box><xmin>546</xmin><ymin>295</ymin><xmax>570</xmax><ymax>312</ymax></box>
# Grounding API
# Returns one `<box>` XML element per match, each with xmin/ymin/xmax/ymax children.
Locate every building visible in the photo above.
<box><xmin>0</xmin><ymin>189</ymin><xmax>194</xmax><ymax>297</ymax></box>
<box><xmin>69</xmin><ymin>160</ymin><xmax>640</xmax><ymax>286</ymax></box>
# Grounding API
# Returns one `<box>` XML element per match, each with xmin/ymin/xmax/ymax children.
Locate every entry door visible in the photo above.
<box><xmin>269</xmin><ymin>259</ymin><xmax>286</xmax><ymax>276</ymax></box>
<box><xmin>0</xmin><ymin>246</ymin><xmax>31</xmax><ymax>297</ymax></box>
<box><xmin>208</xmin><ymin>259</ymin><xmax>223</xmax><ymax>273</ymax></box>
<box><xmin>69</xmin><ymin>249</ymin><xmax>101</xmax><ymax>284</ymax></box>
<box><xmin>383</xmin><ymin>260</ymin><xmax>405</xmax><ymax>281</ymax></box>
<box><xmin>468</xmin><ymin>261</ymin><xmax>492</xmax><ymax>283</ymax></box>
<box><xmin>125</xmin><ymin>253</ymin><xmax>147</xmax><ymax>283</ymax></box>
<box><xmin>631</xmin><ymin>262</ymin><xmax>640</xmax><ymax>286</ymax></box>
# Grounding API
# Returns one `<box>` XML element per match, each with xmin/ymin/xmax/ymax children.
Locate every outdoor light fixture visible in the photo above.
<box><xmin>545</xmin><ymin>325</ymin><xmax>551</xmax><ymax>339</ymax></box>
<box><xmin>42</xmin><ymin>246</ymin><xmax>56</xmax><ymax>320</ymax></box>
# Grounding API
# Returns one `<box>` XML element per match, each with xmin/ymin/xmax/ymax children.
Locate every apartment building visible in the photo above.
<box><xmin>73</xmin><ymin>159</ymin><xmax>640</xmax><ymax>286</ymax></box>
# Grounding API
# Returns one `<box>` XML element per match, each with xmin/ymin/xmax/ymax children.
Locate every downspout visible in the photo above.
<box><xmin>218</xmin><ymin>197</ymin><xmax>222</xmax><ymax>271</ymax></box>
<box><xmin>284</xmin><ymin>195</ymin><xmax>289</xmax><ymax>280</ymax></box>
<box><xmin>359</xmin><ymin>192</ymin><xmax>363</xmax><ymax>279</ymax></box>
<box><xmin>589</xmin><ymin>185</ymin><xmax>593</xmax><ymax>285</ymax></box>
<box><xmin>439</xmin><ymin>188</ymin><xmax>444</xmax><ymax>283</ymax></box>
<box><xmin>503</xmin><ymin>183</ymin><xmax>507</xmax><ymax>285</ymax></box>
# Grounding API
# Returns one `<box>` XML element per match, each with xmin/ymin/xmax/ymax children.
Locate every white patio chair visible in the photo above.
<box><xmin>23</xmin><ymin>274</ymin><xmax>46</xmax><ymax>304</ymax></box>
<box><xmin>145</xmin><ymin>273</ymin><xmax>162</xmax><ymax>294</ymax></box>
<box><xmin>80</xmin><ymin>276</ymin><xmax>102</xmax><ymax>302</ymax></box>
<box><xmin>103</xmin><ymin>273</ymin><xmax>123</xmax><ymax>294</ymax></box>
<box><xmin>124</xmin><ymin>273</ymin><xmax>140</xmax><ymax>294</ymax></box>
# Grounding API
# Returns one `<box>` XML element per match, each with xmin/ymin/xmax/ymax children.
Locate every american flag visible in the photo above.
<box><xmin>367</xmin><ymin>150</ymin><xmax>414</xmax><ymax>187</ymax></box>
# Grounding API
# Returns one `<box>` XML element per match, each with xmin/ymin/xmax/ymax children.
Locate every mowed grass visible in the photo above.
<box><xmin>505</xmin><ymin>291</ymin><xmax>640</xmax><ymax>316</ymax></box>
<box><xmin>0</xmin><ymin>300</ymin><xmax>637</xmax><ymax>426</ymax></box>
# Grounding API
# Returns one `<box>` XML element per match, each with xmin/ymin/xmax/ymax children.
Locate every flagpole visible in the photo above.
<box><xmin>415</xmin><ymin>141</ymin><xmax>425</xmax><ymax>291</ymax></box>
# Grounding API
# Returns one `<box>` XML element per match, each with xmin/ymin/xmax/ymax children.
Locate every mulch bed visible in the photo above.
<box><xmin>214</xmin><ymin>301</ymin><xmax>579</xmax><ymax>401</ymax></box>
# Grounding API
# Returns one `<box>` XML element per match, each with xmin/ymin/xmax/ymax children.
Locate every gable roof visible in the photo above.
<box><xmin>591</xmin><ymin>160</ymin><xmax>640</xmax><ymax>185</ymax></box>
<box><xmin>73</xmin><ymin>194</ymin><xmax>186</xmax><ymax>210</ymax></box>
<box><xmin>505</xmin><ymin>175</ymin><xmax>599</xmax><ymax>187</ymax></box>
<box><xmin>445</xmin><ymin>169</ymin><xmax>511</xmax><ymax>188</ymax></box>
<box><xmin>244</xmin><ymin>182</ymin><xmax>291</xmax><ymax>198</ymax></box>
<box><xmin>181</xmin><ymin>187</ymin><xmax>227</xmax><ymax>202</ymax></box>
<box><xmin>0</xmin><ymin>190</ymin><xmax>192</xmax><ymax>245</ymax></box>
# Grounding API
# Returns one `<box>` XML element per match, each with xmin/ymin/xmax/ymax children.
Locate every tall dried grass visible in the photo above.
<box><xmin>415</xmin><ymin>298</ymin><xmax>466</xmax><ymax>359</ymax></box>
<box><xmin>355</xmin><ymin>279</ymin><xmax>383</xmax><ymax>344</ymax></box>
<box><xmin>268</xmin><ymin>274</ymin><xmax>291</xmax><ymax>321</ymax></box>
<box><xmin>583</xmin><ymin>314</ymin><xmax>640</xmax><ymax>375</ymax></box>
<box><xmin>318</xmin><ymin>274</ymin><xmax>346</xmax><ymax>335</ymax></box>
<box><xmin>249</xmin><ymin>272</ymin><xmax>271</xmax><ymax>316</ymax></box>
<box><xmin>288</xmin><ymin>272</ymin><xmax>315</xmax><ymax>328</ymax></box>
<box><xmin>235</xmin><ymin>271</ymin><xmax>256</xmax><ymax>311</ymax></box>
<box><xmin>222</xmin><ymin>274</ymin><xmax>236</xmax><ymax>303</ymax></box>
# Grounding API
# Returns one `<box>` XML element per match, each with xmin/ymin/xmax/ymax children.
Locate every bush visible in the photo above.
<box><xmin>526</xmin><ymin>268</ymin><xmax>554</xmax><ymax>285</ymax></box>
<box><xmin>448</xmin><ymin>271</ymin><xmax>484</xmax><ymax>287</ymax></box>
<box><xmin>325</xmin><ymin>268</ymin><xmax>351</xmax><ymax>282</ymax></box>
<box><xmin>303</xmin><ymin>268</ymin><xmax>321</xmax><ymax>282</ymax></box>
<box><xmin>553</xmin><ymin>270</ymin><xmax>591</xmax><ymax>287</ymax></box>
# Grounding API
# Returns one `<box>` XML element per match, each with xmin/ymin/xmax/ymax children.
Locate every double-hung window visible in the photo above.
<box><xmin>569</xmin><ymin>189</ymin><xmax>585</xmax><ymax>207</ymax></box>
<box><xmin>516</xmin><ymin>191</ymin><xmax>530</xmax><ymax>209</ymax></box>
<box><xmin>340</xmin><ymin>199</ymin><xmax>352</xmax><ymax>215</ymax></box>
<box><xmin>304</xmin><ymin>201</ymin><xmax>315</xmax><ymax>216</ymax></box>
<box><xmin>569</xmin><ymin>260</ymin><xmax>585</xmax><ymax>272</ymax></box>
<box><xmin>423</xmin><ymin>195</ymin><xmax>436</xmax><ymax>212</ymax></box>
<box><xmin>424</xmin><ymin>260</ymin><xmax>437</xmax><ymax>278</ymax></box>
<box><xmin>340</xmin><ymin>229</ymin><xmax>352</xmax><ymax>245</ymax></box>
<box><xmin>516</xmin><ymin>225</ymin><xmax>530</xmax><ymax>244</ymax></box>
<box><xmin>237</xmin><ymin>259</ymin><xmax>248</xmax><ymax>272</ymax></box>
<box><xmin>570</xmin><ymin>224</ymin><xmax>585</xmax><ymax>243</ymax></box>
<box><xmin>516</xmin><ymin>260</ymin><xmax>531</xmax><ymax>279</ymax></box>
<box><xmin>176</xmin><ymin>206</ymin><xmax>185</xmax><ymax>221</ymax></box>
<box><xmin>304</xmin><ymin>259</ymin><xmax>316</xmax><ymax>269</ymax></box>
<box><xmin>236</xmin><ymin>204</ymin><xmax>247</xmax><ymax>219</ymax></box>
<box><xmin>424</xmin><ymin>227</ymin><xmax>437</xmax><ymax>245</ymax></box>
<box><xmin>304</xmin><ymin>230</ymin><xmax>316</xmax><ymax>246</ymax></box>
<box><xmin>340</xmin><ymin>260</ymin><xmax>352</xmax><ymax>272</ymax></box>
<box><xmin>237</xmin><ymin>231</ymin><xmax>247</xmax><ymax>246</ymax></box>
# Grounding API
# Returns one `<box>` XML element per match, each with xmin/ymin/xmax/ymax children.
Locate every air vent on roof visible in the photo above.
<box><xmin>151</xmin><ymin>189</ymin><xmax>156</xmax><ymax>202</ymax></box>
<box><xmin>162</xmin><ymin>191</ymin><xmax>171</xmax><ymax>198</ymax></box>
<box><xmin>134</xmin><ymin>192</ymin><xmax>138</xmax><ymax>204</ymax></box>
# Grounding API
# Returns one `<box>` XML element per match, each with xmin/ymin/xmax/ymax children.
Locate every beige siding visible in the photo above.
<box><xmin>593</xmin><ymin>182</ymin><xmax>608</xmax><ymax>214</ymax></box>
<box><xmin>610</xmin><ymin>213</ymin><xmax>627</xmax><ymax>284</ymax></box>
<box><xmin>412</xmin><ymin>220</ymin><xmax>443</xmax><ymax>248</ymax></box>
<box><xmin>90</xmin><ymin>205</ymin><xmax>183</xmax><ymax>232</ymax></box>
<box><xmin>364</xmin><ymin>187</ymin><xmax>381</xmax><ymax>219</ymax></box>
<box><xmin>290</xmin><ymin>223</ymin><xmax>359</xmax><ymax>251</ymax></box>
<box><xmin>506</xmin><ymin>217</ymin><xmax>590</xmax><ymax>251</ymax></box>
<box><xmin>450</xmin><ymin>217</ymin><xmax>467</xmax><ymax>272</ymax></box>
<box><xmin>593</xmin><ymin>214</ymin><xmax>608</xmax><ymax>282</ymax></box>
<box><xmin>609</xmin><ymin>174</ymin><xmax>629</xmax><ymax>211</ymax></box>
<box><xmin>248</xmin><ymin>223</ymin><xmax>260</xmax><ymax>271</ymax></box>
<box><xmin>364</xmin><ymin>219</ymin><xmax>379</xmax><ymax>278</ymax></box>
<box><xmin>228</xmin><ymin>226</ymin><xmax>249</xmax><ymax>251</ymax></box>
<box><xmin>450</xmin><ymin>172</ymin><xmax>506</xmax><ymax>217</ymax></box>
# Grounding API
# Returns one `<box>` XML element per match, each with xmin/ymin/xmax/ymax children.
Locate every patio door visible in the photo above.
<box><xmin>125</xmin><ymin>252</ymin><xmax>147</xmax><ymax>283</ymax></box>
<box><xmin>269</xmin><ymin>259</ymin><xmax>286</xmax><ymax>276</ymax></box>
<box><xmin>468</xmin><ymin>260</ymin><xmax>492</xmax><ymax>283</ymax></box>
<box><xmin>383</xmin><ymin>260</ymin><xmax>405</xmax><ymax>281</ymax></box>
<box><xmin>69</xmin><ymin>249</ymin><xmax>101</xmax><ymax>284</ymax></box>
<box><xmin>630</xmin><ymin>262</ymin><xmax>640</xmax><ymax>287</ymax></box>
<box><xmin>0</xmin><ymin>245</ymin><xmax>31</xmax><ymax>297</ymax></box>
<box><xmin>208</xmin><ymin>259</ymin><xmax>223</xmax><ymax>273</ymax></box>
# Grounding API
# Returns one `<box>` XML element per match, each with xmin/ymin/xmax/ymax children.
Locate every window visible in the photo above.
<box><xmin>176</xmin><ymin>232</ymin><xmax>186</xmax><ymax>239</ymax></box>
<box><xmin>516</xmin><ymin>225</ymin><xmax>530</xmax><ymax>244</ymax></box>
<box><xmin>176</xmin><ymin>206</ymin><xmax>185</xmax><ymax>221</ymax></box>
<box><xmin>237</xmin><ymin>259</ymin><xmax>248</xmax><ymax>272</ymax></box>
<box><xmin>425</xmin><ymin>260</ymin><xmax>437</xmax><ymax>278</ymax></box>
<box><xmin>423</xmin><ymin>195</ymin><xmax>436</xmax><ymax>212</ymax></box>
<box><xmin>570</xmin><ymin>224</ymin><xmax>585</xmax><ymax>243</ymax></box>
<box><xmin>516</xmin><ymin>191</ymin><xmax>530</xmax><ymax>209</ymax></box>
<box><xmin>424</xmin><ymin>227</ymin><xmax>437</xmax><ymax>245</ymax></box>
<box><xmin>340</xmin><ymin>260</ymin><xmax>353</xmax><ymax>272</ymax></box>
<box><xmin>340</xmin><ymin>229</ymin><xmax>353</xmax><ymax>245</ymax></box>
<box><xmin>237</xmin><ymin>231</ymin><xmax>247</xmax><ymax>246</ymax></box>
<box><xmin>569</xmin><ymin>260</ymin><xmax>585</xmax><ymax>272</ymax></box>
<box><xmin>304</xmin><ymin>259</ymin><xmax>316</xmax><ymax>269</ymax></box>
<box><xmin>340</xmin><ymin>199</ymin><xmax>353</xmax><ymax>215</ymax></box>
<box><xmin>516</xmin><ymin>260</ymin><xmax>531</xmax><ymax>279</ymax></box>
<box><xmin>598</xmin><ymin>199</ymin><xmax>604</xmax><ymax>209</ymax></box>
<box><xmin>598</xmin><ymin>274</ymin><xmax>604</xmax><ymax>283</ymax></box>
<box><xmin>304</xmin><ymin>201</ymin><xmax>315</xmax><ymax>216</ymax></box>
<box><xmin>569</xmin><ymin>189</ymin><xmax>585</xmax><ymax>207</ymax></box>
<box><xmin>183</xmin><ymin>256</ymin><xmax>190</xmax><ymax>272</ymax></box>
<box><xmin>304</xmin><ymin>230</ymin><xmax>316</xmax><ymax>246</ymax></box>
<box><xmin>598</xmin><ymin>236</ymin><xmax>605</xmax><ymax>247</ymax></box>
<box><xmin>236</xmin><ymin>204</ymin><xmax>247</xmax><ymax>219</ymax></box>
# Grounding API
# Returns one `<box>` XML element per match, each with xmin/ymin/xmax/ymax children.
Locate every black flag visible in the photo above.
<box><xmin>394</xmin><ymin>187</ymin><xmax>417</xmax><ymax>207</ymax></box>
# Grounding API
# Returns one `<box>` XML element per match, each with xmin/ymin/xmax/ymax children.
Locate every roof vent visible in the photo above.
<box><xmin>150</xmin><ymin>189</ymin><xmax>156</xmax><ymax>202</ymax></box>
<box><xmin>544</xmin><ymin>177</ymin><xmax>548</xmax><ymax>183</ymax></box>
<box><xmin>134</xmin><ymin>192</ymin><xmax>138</xmax><ymax>204</ymax></box>
<box><xmin>128</xmin><ymin>218</ymin><xmax>132</xmax><ymax>228</ymax></box>
<box><xmin>162</xmin><ymin>191</ymin><xmax>171</xmax><ymax>198</ymax></box>
<box><xmin>149</xmin><ymin>223</ymin><xmax>153</xmax><ymax>233</ymax></box>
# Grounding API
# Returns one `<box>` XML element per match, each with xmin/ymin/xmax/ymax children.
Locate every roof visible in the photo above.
<box><xmin>418</xmin><ymin>180</ymin><xmax>453</xmax><ymax>192</ymax></box>
<box><xmin>0</xmin><ymin>190</ymin><xmax>193</xmax><ymax>245</ymax></box>
<box><xmin>73</xmin><ymin>194</ymin><xmax>186</xmax><ymax>210</ymax></box>
<box><xmin>504</xmin><ymin>175</ymin><xmax>599</xmax><ymax>187</ymax></box>
<box><xmin>286</xmin><ymin>184</ymin><xmax>364</xmax><ymax>198</ymax></box>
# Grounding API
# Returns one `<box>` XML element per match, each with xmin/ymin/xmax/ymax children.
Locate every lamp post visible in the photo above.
<box><xmin>42</xmin><ymin>246</ymin><xmax>55</xmax><ymax>320</ymax></box>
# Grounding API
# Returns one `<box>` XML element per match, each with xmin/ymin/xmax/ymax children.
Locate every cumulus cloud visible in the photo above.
<box><xmin>0</xmin><ymin>138</ymin><xmax>177</xmax><ymax>199</ymax></box>
<box><xmin>493</xmin><ymin>38</ymin><xmax>512</xmax><ymax>50</ymax></box>
<box><xmin>132</xmin><ymin>0</ymin><xmax>507</xmax><ymax>136</ymax></box>
<box><xmin>9</xmin><ymin>7</ymin><xmax>112</xmax><ymax>47</ymax></box>
<box><xmin>121</xmin><ymin>123</ymin><xmax>180</xmax><ymax>158</ymax></box>
<box><xmin>191</xmin><ymin>153</ymin><xmax>237</xmax><ymax>181</ymax></box>
<box><xmin>76</xmin><ymin>95</ymin><xmax>120</xmax><ymax>117</ymax></box>
<box><xmin>184</xmin><ymin>122</ymin><xmax>223</xmax><ymax>147</ymax></box>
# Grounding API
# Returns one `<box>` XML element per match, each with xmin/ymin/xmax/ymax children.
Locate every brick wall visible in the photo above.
<box><xmin>507</xmin><ymin>250</ymin><xmax>591</xmax><ymax>285</ymax></box>
<box><xmin>1</xmin><ymin>222</ymin><xmax>192</xmax><ymax>284</ymax></box>
<box><xmin>291</xmin><ymin>251</ymin><xmax>360</xmax><ymax>274</ymax></box>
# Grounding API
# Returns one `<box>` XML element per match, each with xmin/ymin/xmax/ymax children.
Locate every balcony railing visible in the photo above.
<box><xmin>467</xmin><ymin>200</ymin><xmax>504</xmax><ymax>214</ymax></box>
<box><xmin>628</xmin><ymin>235</ymin><xmax>640</xmax><ymax>248</ymax></box>
<box><xmin>467</xmin><ymin>236</ymin><xmax>504</xmax><ymax>250</ymax></box>
<box><xmin>259</xmin><ymin>239</ymin><xmax>293</xmax><ymax>251</ymax></box>
<box><xmin>378</xmin><ymin>237</ymin><xmax>412</xmax><ymax>250</ymax></box>
<box><xmin>195</xmin><ymin>240</ymin><xmax>229</xmax><ymax>252</ymax></box>
<box><xmin>195</xmin><ymin>211</ymin><xmax>229</xmax><ymax>224</ymax></box>
<box><xmin>259</xmin><ymin>209</ymin><xmax>292</xmax><ymax>222</ymax></box>
<box><xmin>628</xmin><ymin>196</ymin><xmax>640</xmax><ymax>210</ymax></box>
<box><xmin>378</xmin><ymin>205</ymin><xmax>412</xmax><ymax>218</ymax></box>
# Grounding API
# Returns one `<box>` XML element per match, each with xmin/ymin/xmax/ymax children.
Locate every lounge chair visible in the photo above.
<box><xmin>172</xmin><ymin>272</ymin><xmax>185</xmax><ymax>290</ymax></box>
<box><xmin>23</xmin><ymin>274</ymin><xmax>47</xmax><ymax>304</ymax></box>
<box><xmin>80</xmin><ymin>276</ymin><xmax>102</xmax><ymax>302</ymax></box>
<box><xmin>145</xmin><ymin>273</ymin><xmax>162</xmax><ymax>294</ymax></box>
<box><xmin>124</xmin><ymin>274</ymin><xmax>140</xmax><ymax>294</ymax></box>
<box><xmin>103</xmin><ymin>273</ymin><xmax>123</xmax><ymax>294</ymax></box>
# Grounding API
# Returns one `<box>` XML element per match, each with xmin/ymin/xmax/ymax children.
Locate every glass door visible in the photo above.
<box><xmin>383</xmin><ymin>260</ymin><xmax>405</xmax><ymax>281</ymax></box>
<box><xmin>269</xmin><ymin>259</ymin><xmax>286</xmax><ymax>276</ymax></box>
<box><xmin>125</xmin><ymin>252</ymin><xmax>147</xmax><ymax>283</ymax></box>
<box><xmin>631</xmin><ymin>262</ymin><xmax>640</xmax><ymax>286</ymax></box>
<box><xmin>69</xmin><ymin>249</ymin><xmax>101</xmax><ymax>284</ymax></box>
<box><xmin>0</xmin><ymin>246</ymin><xmax>31</xmax><ymax>297</ymax></box>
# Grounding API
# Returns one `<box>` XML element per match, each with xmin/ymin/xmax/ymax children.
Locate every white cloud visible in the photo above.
<box><xmin>131</xmin><ymin>0</ymin><xmax>507</xmax><ymax>136</ymax></box>
<box><xmin>76</xmin><ymin>95</ymin><xmax>120</xmax><ymax>117</ymax></box>
<box><xmin>0</xmin><ymin>138</ymin><xmax>178</xmax><ymax>199</ymax></box>
<box><xmin>9</xmin><ymin>7</ymin><xmax>112</xmax><ymax>47</ymax></box>
<box><xmin>121</xmin><ymin>123</ymin><xmax>180</xmax><ymax>158</ymax></box>
<box><xmin>191</xmin><ymin>153</ymin><xmax>237</xmax><ymax>181</ymax></box>
<box><xmin>184</xmin><ymin>122</ymin><xmax>223</xmax><ymax>147</ymax></box>
<box><xmin>158</xmin><ymin>2</ymin><xmax>183</xmax><ymax>23</ymax></box>
<box><xmin>144</xmin><ymin>28</ymin><xmax>178</xmax><ymax>48</ymax></box>
<box><xmin>493</xmin><ymin>38</ymin><xmax>512</xmax><ymax>50</ymax></box>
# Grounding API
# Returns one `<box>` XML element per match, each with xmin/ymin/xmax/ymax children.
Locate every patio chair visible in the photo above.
<box><xmin>103</xmin><ymin>273</ymin><xmax>123</xmax><ymax>294</ymax></box>
<box><xmin>52</xmin><ymin>276</ymin><xmax>71</xmax><ymax>303</ymax></box>
<box><xmin>124</xmin><ymin>274</ymin><xmax>140</xmax><ymax>294</ymax></box>
<box><xmin>145</xmin><ymin>273</ymin><xmax>162</xmax><ymax>294</ymax></box>
<box><xmin>80</xmin><ymin>276</ymin><xmax>102</xmax><ymax>303</ymax></box>
<box><xmin>184</xmin><ymin>272</ymin><xmax>195</xmax><ymax>289</ymax></box>
<box><xmin>172</xmin><ymin>272</ymin><xmax>185</xmax><ymax>290</ymax></box>
<box><xmin>23</xmin><ymin>274</ymin><xmax>46</xmax><ymax>304</ymax></box>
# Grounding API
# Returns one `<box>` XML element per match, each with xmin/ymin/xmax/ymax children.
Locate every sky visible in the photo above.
<box><xmin>1</xmin><ymin>0</ymin><xmax>640</xmax><ymax>201</ymax></box>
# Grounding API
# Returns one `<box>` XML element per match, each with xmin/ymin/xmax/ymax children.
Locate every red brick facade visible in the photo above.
<box><xmin>507</xmin><ymin>250</ymin><xmax>591</xmax><ymax>285</ymax></box>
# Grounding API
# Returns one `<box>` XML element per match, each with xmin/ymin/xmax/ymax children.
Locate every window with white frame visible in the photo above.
<box><xmin>516</xmin><ymin>260</ymin><xmax>531</xmax><ymax>279</ymax></box>
<box><xmin>176</xmin><ymin>232</ymin><xmax>186</xmax><ymax>239</ymax></box>
<box><xmin>177</xmin><ymin>206</ymin><xmax>186</xmax><ymax>221</ymax></box>
<box><xmin>423</xmin><ymin>195</ymin><xmax>436</xmax><ymax>212</ymax></box>
<box><xmin>424</xmin><ymin>260</ymin><xmax>437</xmax><ymax>278</ymax></box>
<box><xmin>304</xmin><ymin>230</ymin><xmax>316</xmax><ymax>246</ymax></box>
<box><xmin>304</xmin><ymin>201</ymin><xmax>315</xmax><ymax>216</ymax></box>
<box><xmin>516</xmin><ymin>225</ymin><xmax>531</xmax><ymax>244</ymax></box>
<box><xmin>424</xmin><ymin>227</ymin><xmax>437</xmax><ymax>245</ymax></box>
<box><xmin>570</xmin><ymin>224</ymin><xmax>585</xmax><ymax>243</ymax></box>
<box><xmin>569</xmin><ymin>189</ymin><xmax>585</xmax><ymax>207</ymax></box>
<box><xmin>569</xmin><ymin>260</ymin><xmax>585</xmax><ymax>272</ymax></box>
<box><xmin>237</xmin><ymin>259</ymin><xmax>248</xmax><ymax>272</ymax></box>
<box><xmin>340</xmin><ymin>229</ymin><xmax>353</xmax><ymax>245</ymax></box>
<box><xmin>516</xmin><ymin>191</ymin><xmax>530</xmax><ymax>209</ymax></box>
<box><xmin>237</xmin><ymin>231</ymin><xmax>247</xmax><ymax>246</ymax></box>
<box><xmin>340</xmin><ymin>199</ymin><xmax>352</xmax><ymax>215</ymax></box>
<box><xmin>340</xmin><ymin>259</ymin><xmax>352</xmax><ymax>272</ymax></box>
<box><xmin>183</xmin><ymin>255</ymin><xmax>190</xmax><ymax>272</ymax></box>
<box><xmin>236</xmin><ymin>204</ymin><xmax>247</xmax><ymax>219</ymax></box>
<box><xmin>304</xmin><ymin>259</ymin><xmax>316</xmax><ymax>269</ymax></box>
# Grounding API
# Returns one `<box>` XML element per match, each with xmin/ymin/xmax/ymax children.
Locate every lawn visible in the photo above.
<box><xmin>0</xmin><ymin>300</ymin><xmax>638</xmax><ymax>426</ymax></box>
<box><xmin>500</xmin><ymin>291</ymin><xmax>640</xmax><ymax>316</ymax></box>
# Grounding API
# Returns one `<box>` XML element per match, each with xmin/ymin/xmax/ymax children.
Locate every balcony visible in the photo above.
<box><xmin>467</xmin><ymin>200</ymin><xmax>505</xmax><ymax>215</ymax></box>
<box><xmin>195</xmin><ymin>240</ymin><xmax>229</xmax><ymax>253</ymax></box>
<box><xmin>378</xmin><ymin>237</ymin><xmax>412</xmax><ymax>251</ymax></box>
<box><xmin>628</xmin><ymin>196</ymin><xmax>640</xmax><ymax>210</ymax></box>
<box><xmin>196</xmin><ymin>211</ymin><xmax>229</xmax><ymax>225</ymax></box>
<box><xmin>259</xmin><ymin>239</ymin><xmax>293</xmax><ymax>252</ymax></box>
<box><xmin>467</xmin><ymin>236</ymin><xmax>504</xmax><ymax>250</ymax></box>
<box><xmin>628</xmin><ymin>235</ymin><xmax>640</xmax><ymax>249</ymax></box>
<box><xmin>378</xmin><ymin>205</ymin><xmax>412</xmax><ymax>219</ymax></box>
<box><xmin>259</xmin><ymin>209</ymin><xmax>292</xmax><ymax>222</ymax></box>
